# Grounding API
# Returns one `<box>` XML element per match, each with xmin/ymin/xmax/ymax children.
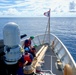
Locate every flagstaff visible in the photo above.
<box><xmin>48</xmin><ymin>9</ymin><xmax>50</xmax><ymax>44</ymax></box>
<box><xmin>44</xmin><ymin>9</ymin><xmax>51</xmax><ymax>44</ymax></box>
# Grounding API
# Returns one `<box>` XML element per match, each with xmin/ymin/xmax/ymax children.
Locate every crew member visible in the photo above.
<box><xmin>17</xmin><ymin>55</ymin><xmax>24</xmax><ymax>75</ymax></box>
<box><xmin>22</xmin><ymin>36</ymin><xmax>34</xmax><ymax>49</ymax></box>
<box><xmin>23</xmin><ymin>48</ymin><xmax>34</xmax><ymax>75</ymax></box>
<box><xmin>30</xmin><ymin>46</ymin><xmax>36</xmax><ymax>57</ymax></box>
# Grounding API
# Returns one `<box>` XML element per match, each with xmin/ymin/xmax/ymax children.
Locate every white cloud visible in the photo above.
<box><xmin>0</xmin><ymin>11</ymin><xmax>3</xmax><ymax>16</ymax></box>
<box><xmin>69</xmin><ymin>1</ymin><xmax>76</xmax><ymax>12</ymax></box>
<box><xmin>0</xmin><ymin>0</ymin><xmax>10</xmax><ymax>2</ymax></box>
<box><xmin>2</xmin><ymin>8</ymin><xmax>21</xmax><ymax>16</ymax></box>
<box><xmin>0</xmin><ymin>0</ymin><xmax>76</xmax><ymax>17</ymax></box>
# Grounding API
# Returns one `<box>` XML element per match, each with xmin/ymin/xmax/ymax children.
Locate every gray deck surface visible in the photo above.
<box><xmin>37</xmin><ymin>45</ymin><xmax>63</xmax><ymax>75</ymax></box>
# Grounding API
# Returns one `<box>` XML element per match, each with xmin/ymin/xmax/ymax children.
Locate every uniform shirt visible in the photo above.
<box><xmin>24</xmin><ymin>53</ymin><xmax>33</xmax><ymax>65</ymax></box>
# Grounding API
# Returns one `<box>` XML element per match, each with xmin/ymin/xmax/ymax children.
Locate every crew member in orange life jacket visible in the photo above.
<box><xmin>17</xmin><ymin>48</ymin><xmax>33</xmax><ymax>75</ymax></box>
<box><xmin>23</xmin><ymin>47</ymin><xmax>33</xmax><ymax>65</ymax></box>
<box><xmin>22</xmin><ymin>36</ymin><xmax>34</xmax><ymax>49</ymax></box>
<box><xmin>23</xmin><ymin>48</ymin><xmax>34</xmax><ymax>75</ymax></box>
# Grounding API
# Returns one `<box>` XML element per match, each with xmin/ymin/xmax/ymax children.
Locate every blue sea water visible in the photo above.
<box><xmin>0</xmin><ymin>17</ymin><xmax>76</xmax><ymax>62</ymax></box>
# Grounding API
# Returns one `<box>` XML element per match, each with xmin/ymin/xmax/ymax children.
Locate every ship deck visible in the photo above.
<box><xmin>36</xmin><ymin>45</ymin><xmax>63</xmax><ymax>75</ymax></box>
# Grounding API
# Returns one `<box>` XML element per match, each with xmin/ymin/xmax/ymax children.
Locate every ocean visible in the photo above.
<box><xmin>0</xmin><ymin>17</ymin><xmax>76</xmax><ymax>62</ymax></box>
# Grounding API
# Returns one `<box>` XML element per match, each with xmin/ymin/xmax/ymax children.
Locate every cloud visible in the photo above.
<box><xmin>2</xmin><ymin>8</ymin><xmax>21</xmax><ymax>16</ymax></box>
<box><xmin>69</xmin><ymin>1</ymin><xmax>75</xmax><ymax>10</ymax></box>
<box><xmin>69</xmin><ymin>1</ymin><xmax>76</xmax><ymax>12</ymax></box>
<box><xmin>0</xmin><ymin>0</ymin><xmax>76</xmax><ymax>17</ymax></box>
<box><xmin>0</xmin><ymin>0</ymin><xmax>10</xmax><ymax>2</ymax></box>
<box><xmin>0</xmin><ymin>0</ymin><xmax>31</xmax><ymax>8</ymax></box>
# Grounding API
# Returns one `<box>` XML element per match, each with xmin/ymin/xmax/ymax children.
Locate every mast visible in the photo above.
<box><xmin>48</xmin><ymin>9</ymin><xmax>50</xmax><ymax>44</ymax></box>
<box><xmin>44</xmin><ymin>9</ymin><xmax>51</xmax><ymax>44</ymax></box>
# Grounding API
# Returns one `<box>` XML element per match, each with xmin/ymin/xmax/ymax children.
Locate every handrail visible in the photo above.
<box><xmin>51</xmin><ymin>33</ymin><xmax>76</xmax><ymax>68</ymax></box>
<box><xmin>21</xmin><ymin>33</ymin><xmax>76</xmax><ymax>69</ymax></box>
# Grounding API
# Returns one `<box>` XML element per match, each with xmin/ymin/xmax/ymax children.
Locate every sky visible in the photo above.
<box><xmin>0</xmin><ymin>0</ymin><xmax>76</xmax><ymax>17</ymax></box>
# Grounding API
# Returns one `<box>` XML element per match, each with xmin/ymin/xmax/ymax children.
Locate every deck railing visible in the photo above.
<box><xmin>21</xmin><ymin>33</ymin><xmax>76</xmax><ymax>70</ymax></box>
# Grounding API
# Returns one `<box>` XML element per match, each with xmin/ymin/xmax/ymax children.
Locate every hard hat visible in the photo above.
<box><xmin>24</xmin><ymin>47</ymin><xmax>29</xmax><ymax>52</ymax></box>
<box><xmin>30</xmin><ymin>36</ymin><xmax>34</xmax><ymax>39</ymax></box>
<box><xmin>34</xmin><ymin>45</ymin><xmax>37</xmax><ymax>48</ymax></box>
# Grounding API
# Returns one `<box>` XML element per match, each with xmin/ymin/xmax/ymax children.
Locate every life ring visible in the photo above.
<box><xmin>64</xmin><ymin>64</ymin><xmax>73</xmax><ymax>75</ymax></box>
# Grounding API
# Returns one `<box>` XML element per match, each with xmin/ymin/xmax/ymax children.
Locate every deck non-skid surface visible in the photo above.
<box><xmin>40</xmin><ymin>46</ymin><xmax>63</xmax><ymax>75</ymax></box>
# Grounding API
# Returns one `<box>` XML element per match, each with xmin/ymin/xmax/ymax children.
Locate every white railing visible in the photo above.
<box><xmin>21</xmin><ymin>33</ymin><xmax>76</xmax><ymax>69</ymax></box>
<box><xmin>50</xmin><ymin>33</ymin><xmax>76</xmax><ymax>69</ymax></box>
